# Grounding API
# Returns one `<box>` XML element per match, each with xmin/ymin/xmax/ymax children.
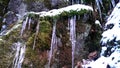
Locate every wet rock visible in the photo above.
<box><xmin>26</xmin><ymin>1</ymin><xmax>48</xmax><ymax>12</ymax></box>
<box><xmin>8</xmin><ymin>0</ymin><xmax>23</xmax><ymax>13</ymax></box>
<box><xmin>88</xmin><ymin>51</ymin><xmax>98</xmax><ymax>60</ymax></box>
<box><xmin>3</xmin><ymin>11</ymin><xmax>18</xmax><ymax>26</ymax></box>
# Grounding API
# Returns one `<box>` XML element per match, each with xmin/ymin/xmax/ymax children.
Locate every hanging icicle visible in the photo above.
<box><xmin>81</xmin><ymin>0</ymin><xmax>84</xmax><ymax>4</ymax></box>
<box><xmin>69</xmin><ymin>16</ymin><xmax>76</xmax><ymax>68</ymax></box>
<box><xmin>32</xmin><ymin>21</ymin><xmax>40</xmax><ymax>50</ymax></box>
<box><xmin>71</xmin><ymin>0</ymin><xmax>74</xmax><ymax>4</ymax></box>
<box><xmin>95</xmin><ymin>0</ymin><xmax>102</xmax><ymax>21</ymax></box>
<box><xmin>48</xmin><ymin>19</ymin><xmax>57</xmax><ymax>67</ymax></box>
<box><xmin>28</xmin><ymin>18</ymin><xmax>32</xmax><ymax>30</ymax></box>
<box><xmin>20</xmin><ymin>16</ymin><xmax>28</xmax><ymax>36</ymax></box>
<box><xmin>12</xmin><ymin>42</ymin><xmax>26</xmax><ymax>68</ymax></box>
<box><xmin>99</xmin><ymin>0</ymin><xmax>104</xmax><ymax>8</ymax></box>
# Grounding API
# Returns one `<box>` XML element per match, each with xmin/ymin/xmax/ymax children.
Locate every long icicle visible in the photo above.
<box><xmin>95</xmin><ymin>0</ymin><xmax>102</xmax><ymax>21</ymax></box>
<box><xmin>69</xmin><ymin>16</ymin><xmax>76</xmax><ymax>68</ymax></box>
<box><xmin>28</xmin><ymin>18</ymin><xmax>32</xmax><ymax>30</ymax></box>
<box><xmin>48</xmin><ymin>19</ymin><xmax>57</xmax><ymax>67</ymax></box>
<box><xmin>99</xmin><ymin>0</ymin><xmax>104</xmax><ymax>8</ymax></box>
<box><xmin>33</xmin><ymin>21</ymin><xmax>40</xmax><ymax>50</ymax></box>
<box><xmin>13</xmin><ymin>42</ymin><xmax>21</xmax><ymax>68</ymax></box>
<box><xmin>18</xmin><ymin>44</ymin><xmax>26</xmax><ymax>68</ymax></box>
<box><xmin>20</xmin><ymin>16</ymin><xmax>28</xmax><ymax>36</ymax></box>
<box><xmin>13</xmin><ymin>42</ymin><xmax>26</xmax><ymax>68</ymax></box>
<box><xmin>81</xmin><ymin>0</ymin><xmax>83</xmax><ymax>4</ymax></box>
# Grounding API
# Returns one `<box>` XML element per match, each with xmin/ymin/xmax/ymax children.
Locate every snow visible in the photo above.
<box><xmin>82</xmin><ymin>56</ymin><xmax>108</xmax><ymax>68</ymax></box>
<box><xmin>107</xmin><ymin>3</ymin><xmax>120</xmax><ymax>25</ymax></box>
<box><xmin>101</xmin><ymin>3</ymin><xmax>120</xmax><ymax>45</ymax></box>
<box><xmin>83</xmin><ymin>2</ymin><xmax>120</xmax><ymax>68</ymax></box>
<box><xmin>95</xmin><ymin>20</ymin><xmax>102</xmax><ymax>28</ymax></box>
<box><xmin>27</xmin><ymin>4</ymin><xmax>93</xmax><ymax>17</ymax></box>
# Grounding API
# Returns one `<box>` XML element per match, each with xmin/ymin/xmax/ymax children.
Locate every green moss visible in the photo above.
<box><xmin>25</xmin><ymin>20</ymin><xmax>52</xmax><ymax>67</ymax></box>
<box><xmin>51</xmin><ymin>9</ymin><xmax>91</xmax><ymax>19</ymax></box>
<box><xmin>25</xmin><ymin>42</ymin><xmax>48</xmax><ymax>67</ymax></box>
<box><xmin>26</xmin><ymin>20</ymin><xmax>51</xmax><ymax>49</ymax></box>
<box><xmin>26</xmin><ymin>8</ymin><xmax>92</xmax><ymax>20</ymax></box>
<box><xmin>26</xmin><ymin>33</ymin><xmax>34</xmax><ymax>46</ymax></box>
<box><xmin>34</xmin><ymin>20</ymin><xmax>51</xmax><ymax>51</ymax></box>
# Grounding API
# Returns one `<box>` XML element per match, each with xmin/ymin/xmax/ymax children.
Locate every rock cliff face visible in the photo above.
<box><xmin>8</xmin><ymin>0</ymin><xmax>68</xmax><ymax>13</ymax></box>
<box><xmin>0</xmin><ymin>0</ymin><xmax>101</xmax><ymax>68</ymax></box>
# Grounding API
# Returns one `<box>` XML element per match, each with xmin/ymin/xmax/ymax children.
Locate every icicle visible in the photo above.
<box><xmin>111</xmin><ymin>0</ymin><xmax>116</xmax><ymax>7</ymax></box>
<box><xmin>69</xmin><ymin>16</ymin><xmax>76</xmax><ymax>68</ymax></box>
<box><xmin>28</xmin><ymin>18</ymin><xmax>32</xmax><ymax>30</ymax></box>
<box><xmin>81</xmin><ymin>0</ymin><xmax>83</xmax><ymax>4</ymax></box>
<box><xmin>70</xmin><ymin>0</ymin><xmax>74</xmax><ymax>4</ymax></box>
<box><xmin>48</xmin><ymin>19</ymin><xmax>57</xmax><ymax>67</ymax></box>
<box><xmin>33</xmin><ymin>21</ymin><xmax>40</xmax><ymax>50</ymax></box>
<box><xmin>76</xmin><ymin>0</ymin><xmax>80</xmax><ymax>4</ymax></box>
<box><xmin>95</xmin><ymin>0</ymin><xmax>102</xmax><ymax>21</ymax></box>
<box><xmin>99</xmin><ymin>0</ymin><xmax>104</xmax><ymax>8</ymax></box>
<box><xmin>13</xmin><ymin>42</ymin><xmax>26</xmax><ymax>68</ymax></box>
<box><xmin>20</xmin><ymin>16</ymin><xmax>28</xmax><ymax>36</ymax></box>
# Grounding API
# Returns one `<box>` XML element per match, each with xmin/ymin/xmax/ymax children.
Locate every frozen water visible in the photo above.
<box><xmin>20</xmin><ymin>16</ymin><xmax>28</xmax><ymax>36</ymax></box>
<box><xmin>33</xmin><ymin>21</ymin><xmax>40</xmax><ymax>50</ymax></box>
<box><xmin>48</xmin><ymin>19</ymin><xmax>57</xmax><ymax>67</ymax></box>
<box><xmin>69</xmin><ymin>16</ymin><xmax>76</xmax><ymax>68</ymax></box>
<box><xmin>12</xmin><ymin>42</ymin><xmax>26</xmax><ymax>68</ymax></box>
<box><xmin>95</xmin><ymin>0</ymin><xmax>102</xmax><ymax>21</ymax></box>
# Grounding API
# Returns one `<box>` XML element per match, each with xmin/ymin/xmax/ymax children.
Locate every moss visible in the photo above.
<box><xmin>26</xmin><ymin>7</ymin><xmax>92</xmax><ymax>20</ymax></box>
<box><xmin>52</xmin><ymin>9</ymin><xmax>91</xmax><ymax>19</ymax></box>
<box><xmin>26</xmin><ymin>33</ymin><xmax>34</xmax><ymax>46</ymax></box>
<box><xmin>26</xmin><ymin>20</ymin><xmax>51</xmax><ymax>49</ymax></box>
<box><xmin>34</xmin><ymin>20</ymin><xmax>52</xmax><ymax>51</ymax></box>
<box><xmin>25</xmin><ymin>20</ymin><xmax>52</xmax><ymax>67</ymax></box>
<box><xmin>25</xmin><ymin>49</ymin><xmax>48</xmax><ymax>67</ymax></box>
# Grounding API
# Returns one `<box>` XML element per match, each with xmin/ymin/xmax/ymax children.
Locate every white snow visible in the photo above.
<box><xmin>95</xmin><ymin>20</ymin><xmax>102</xmax><ymax>28</ymax></box>
<box><xmin>27</xmin><ymin>4</ymin><xmax>93</xmax><ymax>17</ymax></box>
<box><xmin>101</xmin><ymin>3</ymin><xmax>120</xmax><ymax>43</ymax></box>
